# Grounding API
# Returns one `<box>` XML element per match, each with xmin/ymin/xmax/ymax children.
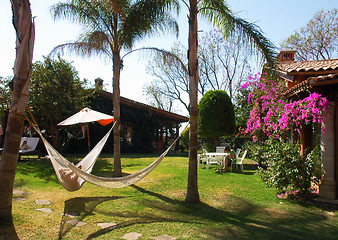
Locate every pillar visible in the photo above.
<box><xmin>319</xmin><ymin>102</ymin><xmax>336</xmax><ymax>200</ymax></box>
<box><xmin>175</xmin><ymin>124</ymin><xmax>180</xmax><ymax>151</ymax></box>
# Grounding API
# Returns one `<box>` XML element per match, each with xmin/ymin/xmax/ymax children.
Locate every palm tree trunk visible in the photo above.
<box><xmin>112</xmin><ymin>51</ymin><xmax>122</xmax><ymax>177</ymax></box>
<box><xmin>185</xmin><ymin>0</ymin><xmax>200</xmax><ymax>204</ymax></box>
<box><xmin>112</xmin><ymin>13</ymin><xmax>122</xmax><ymax>177</ymax></box>
<box><xmin>0</xmin><ymin>0</ymin><xmax>34</xmax><ymax>223</ymax></box>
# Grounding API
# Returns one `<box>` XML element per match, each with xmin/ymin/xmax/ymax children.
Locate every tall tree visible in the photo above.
<box><xmin>30</xmin><ymin>56</ymin><xmax>89</xmax><ymax>146</ymax></box>
<box><xmin>198</xmin><ymin>30</ymin><xmax>252</xmax><ymax>99</ymax></box>
<box><xmin>0</xmin><ymin>0</ymin><xmax>34</xmax><ymax>223</ymax></box>
<box><xmin>281</xmin><ymin>9</ymin><xmax>338</xmax><ymax>61</ymax></box>
<box><xmin>184</xmin><ymin>0</ymin><xmax>276</xmax><ymax>204</ymax></box>
<box><xmin>144</xmin><ymin>30</ymin><xmax>253</xmax><ymax>114</ymax></box>
<box><xmin>50</xmin><ymin>0</ymin><xmax>179</xmax><ymax>176</ymax></box>
<box><xmin>144</xmin><ymin>43</ymin><xmax>189</xmax><ymax>112</ymax></box>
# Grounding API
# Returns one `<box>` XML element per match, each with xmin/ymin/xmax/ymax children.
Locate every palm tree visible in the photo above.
<box><xmin>0</xmin><ymin>0</ymin><xmax>35</xmax><ymax>224</ymax></box>
<box><xmin>50</xmin><ymin>0</ymin><xmax>179</xmax><ymax>177</ymax></box>
<box><xmin>184</xmin><ymin>0</ymin><xmax>276</xmax><ymax>204</ymax></box>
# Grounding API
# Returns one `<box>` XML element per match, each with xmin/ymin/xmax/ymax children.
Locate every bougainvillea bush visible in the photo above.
<box><xmin>243</xmin><ymin>73</ymin><xmax>330</xmax><ymax>141</ymax></box>
<box><xmin>243</xmin><ymin>72</ymin><xmax>329</xmax><ymax>196</ymax></box>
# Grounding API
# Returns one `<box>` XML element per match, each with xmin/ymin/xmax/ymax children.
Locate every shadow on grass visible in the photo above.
<box><xmin>16</xmin><ymin>158</ymin><xmax>58</xmax><ymax>183</ymax></box>
<box><xmin>84</xmin><ymin>185</ymin><xmax>202</xmax><ymax>240</ymax></box>
<box><xmin>13</xmin><ymin>178</ymin><xmax>27</xmax><ymax>189</ymax></box>
<box><xmin>59</xmin><ymin>196</ymin><xmax>125</xmax><ymax>240</ymax></box>
<box><xmin>214</xmin><ymin>169</ymin><xmax>255</xmax><ymax>175</ymax></box>
<box><xmin>136</xmin><ymin>186</ymin><xmax>337</xmax><ymax>239</ymax></box>
<box><xmin>15</xmin><ymin>157</ymin><xmax>117</xmax><ymax>182</ymax></box>
<box><xmin>85</xmin><ymin>211</ymin><xmax>197</xmax><ymax>240</ymax></box>
<box><xmin>59</xmin><ymin>193</ymin><xmax>196</xmax><ymax>240</ymax></box>
<box><xmin>78</xmin><ymin>185</ymin><xmax>337</xmax><ymax>240</ymax></box>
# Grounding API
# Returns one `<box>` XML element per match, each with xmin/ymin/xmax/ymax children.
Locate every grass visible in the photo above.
<box><xmin>2</xmin><ymin>153</ymin><xmax>337</xmax><ymax>239</ymax></box>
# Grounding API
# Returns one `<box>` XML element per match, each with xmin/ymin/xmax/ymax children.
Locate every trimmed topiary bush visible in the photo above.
<box><xmin>198</xmin><ymin>90</ymin><xmax>235</xmax><ymax>146</ymax></box>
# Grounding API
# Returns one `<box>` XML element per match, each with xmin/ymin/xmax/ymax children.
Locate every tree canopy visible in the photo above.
<box><xmin>198</xmin><ymin>90</ymin><xmax>235</xmax><ymax>139</ymax></box>
<box><xmin>280</xmin><ymin>8</ymin><xmax>338</xmax><ymax>61</ymax></box>
<box><xmin>30</xmin><ymin>56</ymin><xmax>89</xmax><ymax>146</ymax></box>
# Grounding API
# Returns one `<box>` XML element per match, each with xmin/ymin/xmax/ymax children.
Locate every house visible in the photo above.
<box><xmin>89</xmin><ymin>79</ymin><xmax>189</xmax><ymax>153</ymax></box>
<box><xmin>276</xmin><ymin>49</ymin><xmax>338</xmax><ymax>201</ymax></box>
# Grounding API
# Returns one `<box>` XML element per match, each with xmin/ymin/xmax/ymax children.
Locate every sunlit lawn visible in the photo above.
<box><xmin>4</xmin><ymin>153</ymin><xmax>338</xmax><ymax>239</ymax></box>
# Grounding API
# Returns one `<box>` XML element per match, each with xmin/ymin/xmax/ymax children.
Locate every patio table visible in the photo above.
<box><xmin>205</xmin><ymin>152</ymin><xmax>228</xmax><ymax>171</ymax></box>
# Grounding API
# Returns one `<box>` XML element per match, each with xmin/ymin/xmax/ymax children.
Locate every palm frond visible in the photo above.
<box><xmin>49</xmin><ymin>40</ymin><xmax>111</xmax><ymax>60</ymax></box>
<box><xmin>121</xmin><ymin>0</ymin><xmax>180</xmax><ymax>48</ymax></box>
<box><xmin>51</xmin><ymin>0</ymin><xmax>115</xmax><ymax>36</ymax></box>
<box><xmin>199</xmin><ymin>0</ymin><xmax>277</xmax><ymax>66</ymax></box>
<box><xmin>123</xmin><ymin>47</ymin><xmax>188</xmax><ymax>75</ymax></box>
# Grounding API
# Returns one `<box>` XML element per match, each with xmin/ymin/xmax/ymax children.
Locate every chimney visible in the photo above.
<box><xmin>278</xmin><ymin>49</ymin><xmax>297</xmax><ymax>62</ymax></box>
<box><xmin>95</xmin><ymin>78</ymin><xmax>103</xmax><ymax>89</ymax></box>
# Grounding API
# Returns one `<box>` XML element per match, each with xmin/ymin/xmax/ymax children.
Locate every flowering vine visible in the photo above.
<box><xmin>243</xmin><ymin>73</ymin><xmax>330</xmax><ymax>141</ymax></box>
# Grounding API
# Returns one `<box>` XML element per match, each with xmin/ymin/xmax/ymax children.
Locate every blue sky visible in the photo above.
<box><xmin>0</xmin><ymin>0</ymin><xmax>337</xmax><ymax>115</ymax></box>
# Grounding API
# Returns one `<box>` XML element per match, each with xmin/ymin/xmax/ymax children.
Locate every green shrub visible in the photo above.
<box><xmin>198</xmin><ymin>90</ymin><xmax>235</xmax><ymax>149</ymax></box>
<box><xmin>257</xmin><ymin>139</ymin><xmax>322</xmax><ymax>195</ymax></box>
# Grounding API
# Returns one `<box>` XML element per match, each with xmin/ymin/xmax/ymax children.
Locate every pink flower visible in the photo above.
<box><xmin>242</xmin><ymin>81</ymin><xmax>252</xmax><ymax>89</ymax></box>
<box><xmin>245</xmin><ymin>73</ymin><xmax>330</xmax><ymax>142</ymax></box>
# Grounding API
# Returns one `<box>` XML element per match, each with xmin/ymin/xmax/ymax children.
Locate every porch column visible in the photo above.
<box><xmin>319</xmin><ymin>102</ymin><xmax>336</xmax><ymax>200</ymax></box>
<box><xmin>175</xmin><ymin>124</ymin><xmax>180</xmax><ymax>151</ymax></box>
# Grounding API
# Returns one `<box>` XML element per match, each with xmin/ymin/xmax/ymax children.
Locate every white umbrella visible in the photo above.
<box><xmin>58</xmin><ymin>108</ymin><xmax>114</xmax><ymax>151</ymax></box>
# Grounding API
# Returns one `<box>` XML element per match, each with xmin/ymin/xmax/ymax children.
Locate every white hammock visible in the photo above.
<box><xmin>67</xmin><ymin>137</ymin><xmax>179</xmax><ymax>188</ymax></box>
<box><xmin>31</xmin><ymin>121</ymin><xmax>180</xmax><ymax>190</ymax></box>
<box><xmin>33</xmin><ymin>123</ymin><xmax>115</xmax><ymax>191</ymax></box>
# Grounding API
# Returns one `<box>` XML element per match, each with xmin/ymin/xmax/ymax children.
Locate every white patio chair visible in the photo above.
<box><xmin>235</xmin><ymin>148</ymin><xmax>241</xmax><ymax>158</ymax></box>
<box><xmin>216</xmin><ymin>146</ymin><xmax>225</xmax><ymax>153</ymax></box>
<box><xmin>232</xmin><ymin>150</ymin><xmax>247</xmax><ymax>172</ymax></box>
<box><xmin>229</xmin><ymin>148</ymin><xmax>241</xmax><ymax>172</ymax></box>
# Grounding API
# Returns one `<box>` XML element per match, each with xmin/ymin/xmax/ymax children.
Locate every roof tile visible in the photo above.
<box><xmin>278</xmin><ymin>59</ymin><xmax>338</xmax><ymax>73</ymax></box>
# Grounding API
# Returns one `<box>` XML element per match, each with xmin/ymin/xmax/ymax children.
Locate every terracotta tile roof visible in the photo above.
<box><xmin>283</xmin><ymin>73</ymin><xmax>338</xmax><ymax>98</ymax></box>
<box><xmin>278</xmin><ymin>59</ymin><xmax>338</xmax><ymax>74</ymax></box>
<box><xmin>308</xmin><ymin>73</ymin><xmax>338</xmax><ymax>83</ymax></box>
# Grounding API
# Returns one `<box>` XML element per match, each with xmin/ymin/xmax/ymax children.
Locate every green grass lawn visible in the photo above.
<box><xmin>4</xmin><ymin>153</ymin><xmax>338</xmax><ymax>239</ymax></box>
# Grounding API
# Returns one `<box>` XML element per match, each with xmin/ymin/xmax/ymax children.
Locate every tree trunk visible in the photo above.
<box><xmin>0</xmin><ymin>0</ymin><xmax>34</xmax><ymax>223</ymax></box>
<box><xmin>112</xmin><ymin>14</ymin><xmax>122</xmax><ymax>177</ymax></box>
<box><xmin>185</xmin><ymin>0</ymin><xmax>200</xmax><ymax>204</ymax></box>
<box><xmin>112</xmin><ymin>51</ymin><xmax>122</xmax><ymax>177</ymax></box>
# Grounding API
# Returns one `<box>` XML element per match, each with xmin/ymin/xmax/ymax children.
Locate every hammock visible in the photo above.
<box><xmin>28</xmin><ymin>117</ymin><xmax>182</xmax><ymax>191</ymax></box>
<box><xmin>31</xmin><ymin>122</ymin><xmax>115</xmax><ymax>191</ymax></box>
<box><xmin>67</xmin><ymin>137</ymin><xmax>179</xmax><ymax>188</ymax></box>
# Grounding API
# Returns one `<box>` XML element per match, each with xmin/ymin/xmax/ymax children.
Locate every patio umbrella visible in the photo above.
<box><xmin>58</xmin><ymin>108</ymin><xmax>114</xmax><ymax>151</ymax></box>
